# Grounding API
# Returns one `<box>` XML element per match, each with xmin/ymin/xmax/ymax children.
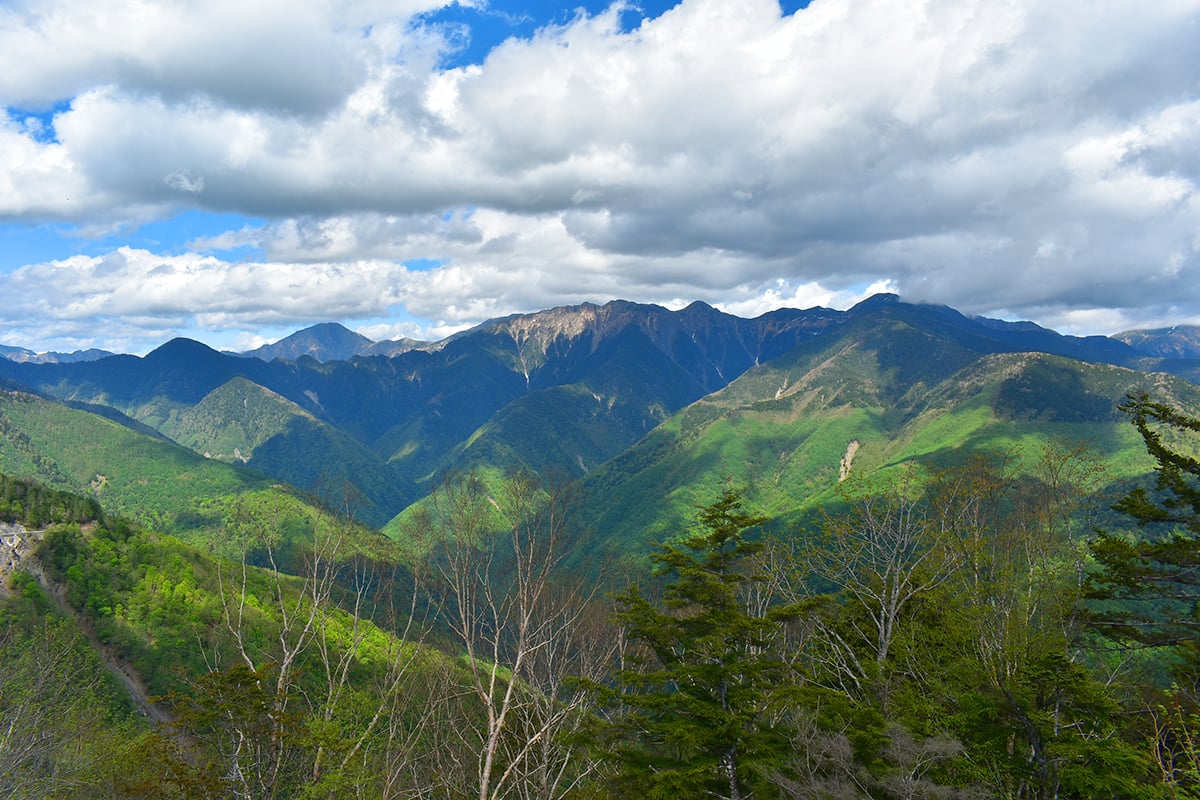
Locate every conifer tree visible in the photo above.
<box><xmin>1089</xmin><ymin>392</ymin><xmax>1200</xmax><ymax>646</ymax></box>
<box><xmin>597</xmin><ymin>490</ymin><xmax>798</xmax><ymax>800</ymax></box>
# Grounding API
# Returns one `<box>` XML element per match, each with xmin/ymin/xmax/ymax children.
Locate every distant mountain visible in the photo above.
<box><xmin>0</xmin><ymin>344</ymin><xmax>115</xmax><ymax>363</ymax></box>
<box><xmin>1114</xmin><ymin>325</ymin><xmax>1200</xmax><ymax>359</ymax></box>
<box><xmin>0</xmin><ymin>344</ymin><xmax>36</xmax><ymax>361</ymax></box>
<box><xmin>240</xmin><ymin>322</ymin><xmax>375</xmax><ymax>362</ymax></box>
<box><xmin>0</xmin><ymin>300</ymin><xmax>840</xmax><ymax>524</ymax></box>
<box><xmin>0</xmin><ymin>295</ymin><xmax>1196</xmax><ymax>541</ymax></box>
<box><xmin>361</xmin><ymin>338</ymin><xmax>431</xmax><ymax>358</ymax></box>
<box><xmin>379</xmin><ymin>299</ymin><xmax>843</xmax><ymax>482</ymax></box>
<box><xmin>238</xmin><ymin>321</ymin><xmax>431</xmax><ymax>362</ymax></box>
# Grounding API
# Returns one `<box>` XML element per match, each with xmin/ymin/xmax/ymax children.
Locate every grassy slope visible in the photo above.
<box><xmin>0</xmin><ymin>388</ymin><xmax>397</xmax><ymax>558</ymax></box>
<box><xmin>571</xmin><ymin>334</ymin><xmax>1191</xmax><ymax>568</ymax></box>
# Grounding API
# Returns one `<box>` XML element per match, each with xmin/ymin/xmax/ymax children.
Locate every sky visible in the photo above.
<box><xmin>1</xmin><ymin>0</ymin><xmax>1198</xmax><ymax>355</ymax></box>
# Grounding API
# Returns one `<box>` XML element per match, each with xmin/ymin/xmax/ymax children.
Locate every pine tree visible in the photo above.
<box><xmin>1086</xmin><ymin>394</ymin><xmax>1200</xmax><ymax>800</ymax></box>
<box><xmin>596</xmin><ymin>490</ymin><xmax>798</xmax><ymax>799</ymax></box>
<box><xmin>1089</xmin><ymin>392</ymin><xmax>1200</xmax><ymax>646</ymax></box>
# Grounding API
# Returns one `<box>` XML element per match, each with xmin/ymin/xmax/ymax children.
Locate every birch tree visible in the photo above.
<box><xmin>424</xmin><ymin>470</ymin><xmax>611</xmax><ymax>800</ymax></box>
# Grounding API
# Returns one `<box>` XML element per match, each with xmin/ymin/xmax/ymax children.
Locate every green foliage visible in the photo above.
<box><xmin>25</xmin><ymin>487</ymin><xmax>472</xmax><ymax>799</ymax></box>
<box><xmin>784</xmin><ymin>448</ymin><xmax>1161</xmax><ymax>799</ymax></box>
<box><xmin>163</xmin><ymin>376</ymin><xmax>298</xmax><ymax>459</ymax></box>
<box><xmin>1085</xmin><ymin>393</ymin><xmax>1200</xmax><ymax>797</ymax></box>
<box><xmin>0</xmin><ymin>571</ymin><xmax>157</xmax><ymax>798</ymax></box>
<box><xmin>0</xmin><ymin>472</ymin><xmax>102</xmax><ymax>527</ymax></box>
<box><xmin>596</xmin><ymin>491</ymin><xmax>799</xmax><ymax>799</ymax></box>
<box><xmin>38</xmin><ymin>520</ymin><xmax>220</xmax><ymax>694</ymax></box>
<box><xmin>0</xmin><ymin>388</ymin><xmax>262</xmax><ymax>532</ymax></box>
<box><xmin>168</xmin><ymin>377</ymin><xmax>416</xmax><ymax>527</ymax></box>
<box><xmin>0</xmin><ymin>389</ymin><xmax>399</xmax><ymax>562</ymax></box>
<box><xmin>8</xmin><ymin>300</ymin><xmax>1200</xmax><ymax>798</ymax></box>
<box><xmin>1090</xmin><ymin>393</ymin><xmax>1200</xmax><ymax>647</ymax></box>
<box><xmin>1113</xmin><ymin>392</ymin><xmax>1200</xmax><ymax>533</ymax></box>
<box><xmin>574</xmin><ymin>343</ymin><xmax>1171</xmax><ymax>569</ymax></box>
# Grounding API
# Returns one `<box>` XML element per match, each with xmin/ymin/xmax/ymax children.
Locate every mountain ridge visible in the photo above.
<box><xmin>565</xmin><ymin>309</ymin><xmax>1190</xmax><ymax>565</ymax></box>
<box><xmin>0</xmin><ymin>295</ymin><xmax>1196</xmax><ymax>539</ymax></box>
<box><xmin>1114</xmin><ymin>324</ymin><xmax>1200</xmax><ymax>359</ymax></box>
<box><xmin>5</xmin><ymin>296</ymin><xmax>1193</xmax><ymax>368</ymax></box>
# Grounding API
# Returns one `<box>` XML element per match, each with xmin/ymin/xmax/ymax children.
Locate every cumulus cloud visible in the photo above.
<box><xmin>0</xmin><ymin>0</ymin><xmax>1198</xmax><ymax>352</ymax></box>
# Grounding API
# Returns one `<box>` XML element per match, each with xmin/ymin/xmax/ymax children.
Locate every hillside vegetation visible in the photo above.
<box><xmin>2</xmin><ymin>407</ymin><xmax>1199</xmax><ymax>799</ymax></box>
<box><xmin>2</xmin><ymin>297</ymin><xmax>1200</xmax><ymax>796</ymax></box>
<box><xmin>0</xmin><ymin>387</ymin><xmax>397</xmax><ymax>560</ymax></box>
<box><xmin>571</xmin><ymin>308</ymin><xmax>1194</xmax><ymax>564</ymax></box>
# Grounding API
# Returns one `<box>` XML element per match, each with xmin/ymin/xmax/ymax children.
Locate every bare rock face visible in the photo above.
<box><xmin>839</xmin><ymin>440</ymin><xmax>860</xmax><ymax>482</ymax></box>
<box><xmin>0</xmin><ymin>522</ymin><xmax>34</xmax><ymax>588</ymax></box>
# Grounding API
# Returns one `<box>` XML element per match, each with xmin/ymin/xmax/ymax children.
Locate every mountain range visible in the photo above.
<box><xmin>0</xmin><ymin>343</ymin><xmax>115</xmax><ymax>364</ymax></box>
<box><xmin>9</xmin><ymin>306</ymin><xmax>1199</xmax><ymax>367</ymax></box>
<box><xmin>1</xmin><ymin>295</ymin><xmax>1197</xmax><ymax>556</ymax></box>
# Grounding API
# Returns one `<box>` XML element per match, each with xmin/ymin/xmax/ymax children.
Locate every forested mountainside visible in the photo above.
<box><xmin>568</xmin><ymin>298</ymin><xmax>1200</xmax><ymax>563</ymax></box>
<box><xmin>2</xmin><ymin>295</ymin><xmax>1197</xmax><ymax>545</ymax></box>
<box><xmin>3</xmin><ymin>296</ymin><xmax>1200</xmax><ymax>796</ymax></box>
<box><xmin>1</xmin><ymin>389</ymin><xmax>1199</xmax><ymax>798</ymax></box>
<box><xmin>0</xmin><ymin>299</ymin><xmax>840</xmax><ymax>526</ymax></box>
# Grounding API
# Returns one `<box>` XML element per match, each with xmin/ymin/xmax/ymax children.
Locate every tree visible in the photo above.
<box><xmin>801</xmin><ymin>471</ymin><xmax>963</xmax><ymax>705</ymax></box>
<box><xmin>1089</xmin><ymin>392</ymin><xmax>1200</xmax><ymax>646</ymax></box>
<box><xmin>1088</xmin><ymin>393</ymin><xmax>1200</xmax><ymax>797</ymax></box>
<box><xmin>161</xmin><ymin>495</ymin><xmax>437</xmax><ymax>800</ymax></box>
<box><xmin>791</xmin><ymin>447</ymin><xmax>1149</xmax><ymax>800</ymax></box>
<box><xmin>0</xmin><ymin>574</ymin><xmax>145</xmax><ymax>799</ymax></box>
<box><xmin>597</xmin><ymin>489</ymin><xmax>799</xmax><ymax>800</ymax></box>
<box><xmin>421</xmin><ymin>470</ymin><xmax>611</xmax><ymax>800</ymax></box>
<box><xmin>920</xmin><ymin>446</ymin><xmax>1150</xmax><ymax>800</ymax></box>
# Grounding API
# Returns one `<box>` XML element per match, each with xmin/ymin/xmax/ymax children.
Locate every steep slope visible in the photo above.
<box><xmin>166</xmin><ymin>376</ymin><xmax>308</xmax><ymax>461</ymax></box>
<box><xmin>385</xmin><ymin>301</ymin><xmax>843</xmax><ymax>481</ymax></box>
<box><xmin>571</xmin><ymin>300</ymin><xmax>1194</xmax><ymax>565</ymax></box>
<box><xmin>0</xmin><ymin>387</ymin><xmax>377</xmax><ymax>554</ymax></box>
<box><xmin>0</xmin><ymin>301</ymin><xmax>844</xmax><ymax>515</ymax></box>
<box><xmin>470</xmin><ymin>300</ymin><xmax>841</xmax><ymax>391</ymax></box>
<box><xmin>2</xmin><ymin>296</ymin><xmax>1195</xmax><ymax>535</ymax></box>
<box><xmin>167</xmin><ymin>377</ymin><xmax>415</xmax><ymax>526</ymax></box>
<box><xmin>0</xmin><ymin>344</ymin><xmax>35</xmax><ymax>361</ymax></box>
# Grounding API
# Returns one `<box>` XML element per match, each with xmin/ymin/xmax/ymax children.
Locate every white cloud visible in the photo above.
<box><xmin>0</xmin><ymin>0</ymin><xmax>451</xmax><ymax>113</ymax></box>
<box><xmin>0</xmin><ymin>0</ymin><xmax>1198</xmax><ymax>352</ymax></box>
<box><xmin>718</xmin><ymin>279</ymin><xmax>900</xmax><ymax>319</ymax></box>
<box><xmin>0</xmin><ymin>111</ymin><xmax>89</xmax><ymax>216</ymax></box>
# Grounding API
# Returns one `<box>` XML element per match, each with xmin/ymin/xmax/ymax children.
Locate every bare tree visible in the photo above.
<box><xmin>204</xmin><ymin>501</ymin><xmax>347</xmax><ymax>800</ymax></box>
<box><xmin>422</xmin><ymin>470</ymin><xmax>613</xmax><ymax>800</ymax></box>
<box><xmin>803</xmin><ymin>472</ymin><xmax>963</xmax><ymax>699</ymax></box>
<box><xmin>769</xmin><ymin>711</ymin><xmax>871</xmax><ymax>800</ymax></box>
<box><xmin>0</xmin><ymin>616</ymin><xmax>133</xmax><ymax>800</ymax></box>
<box><xmin>175</xmin><ymin>496</ymin><xmax>438</xmax><ymax>800</ymax></box>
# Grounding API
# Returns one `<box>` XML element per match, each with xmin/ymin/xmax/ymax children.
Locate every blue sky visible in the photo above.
<box><xmin>0</xmin><ymin>0</ymin><xmax>1197</xmax><ymax>354</ymax></box>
